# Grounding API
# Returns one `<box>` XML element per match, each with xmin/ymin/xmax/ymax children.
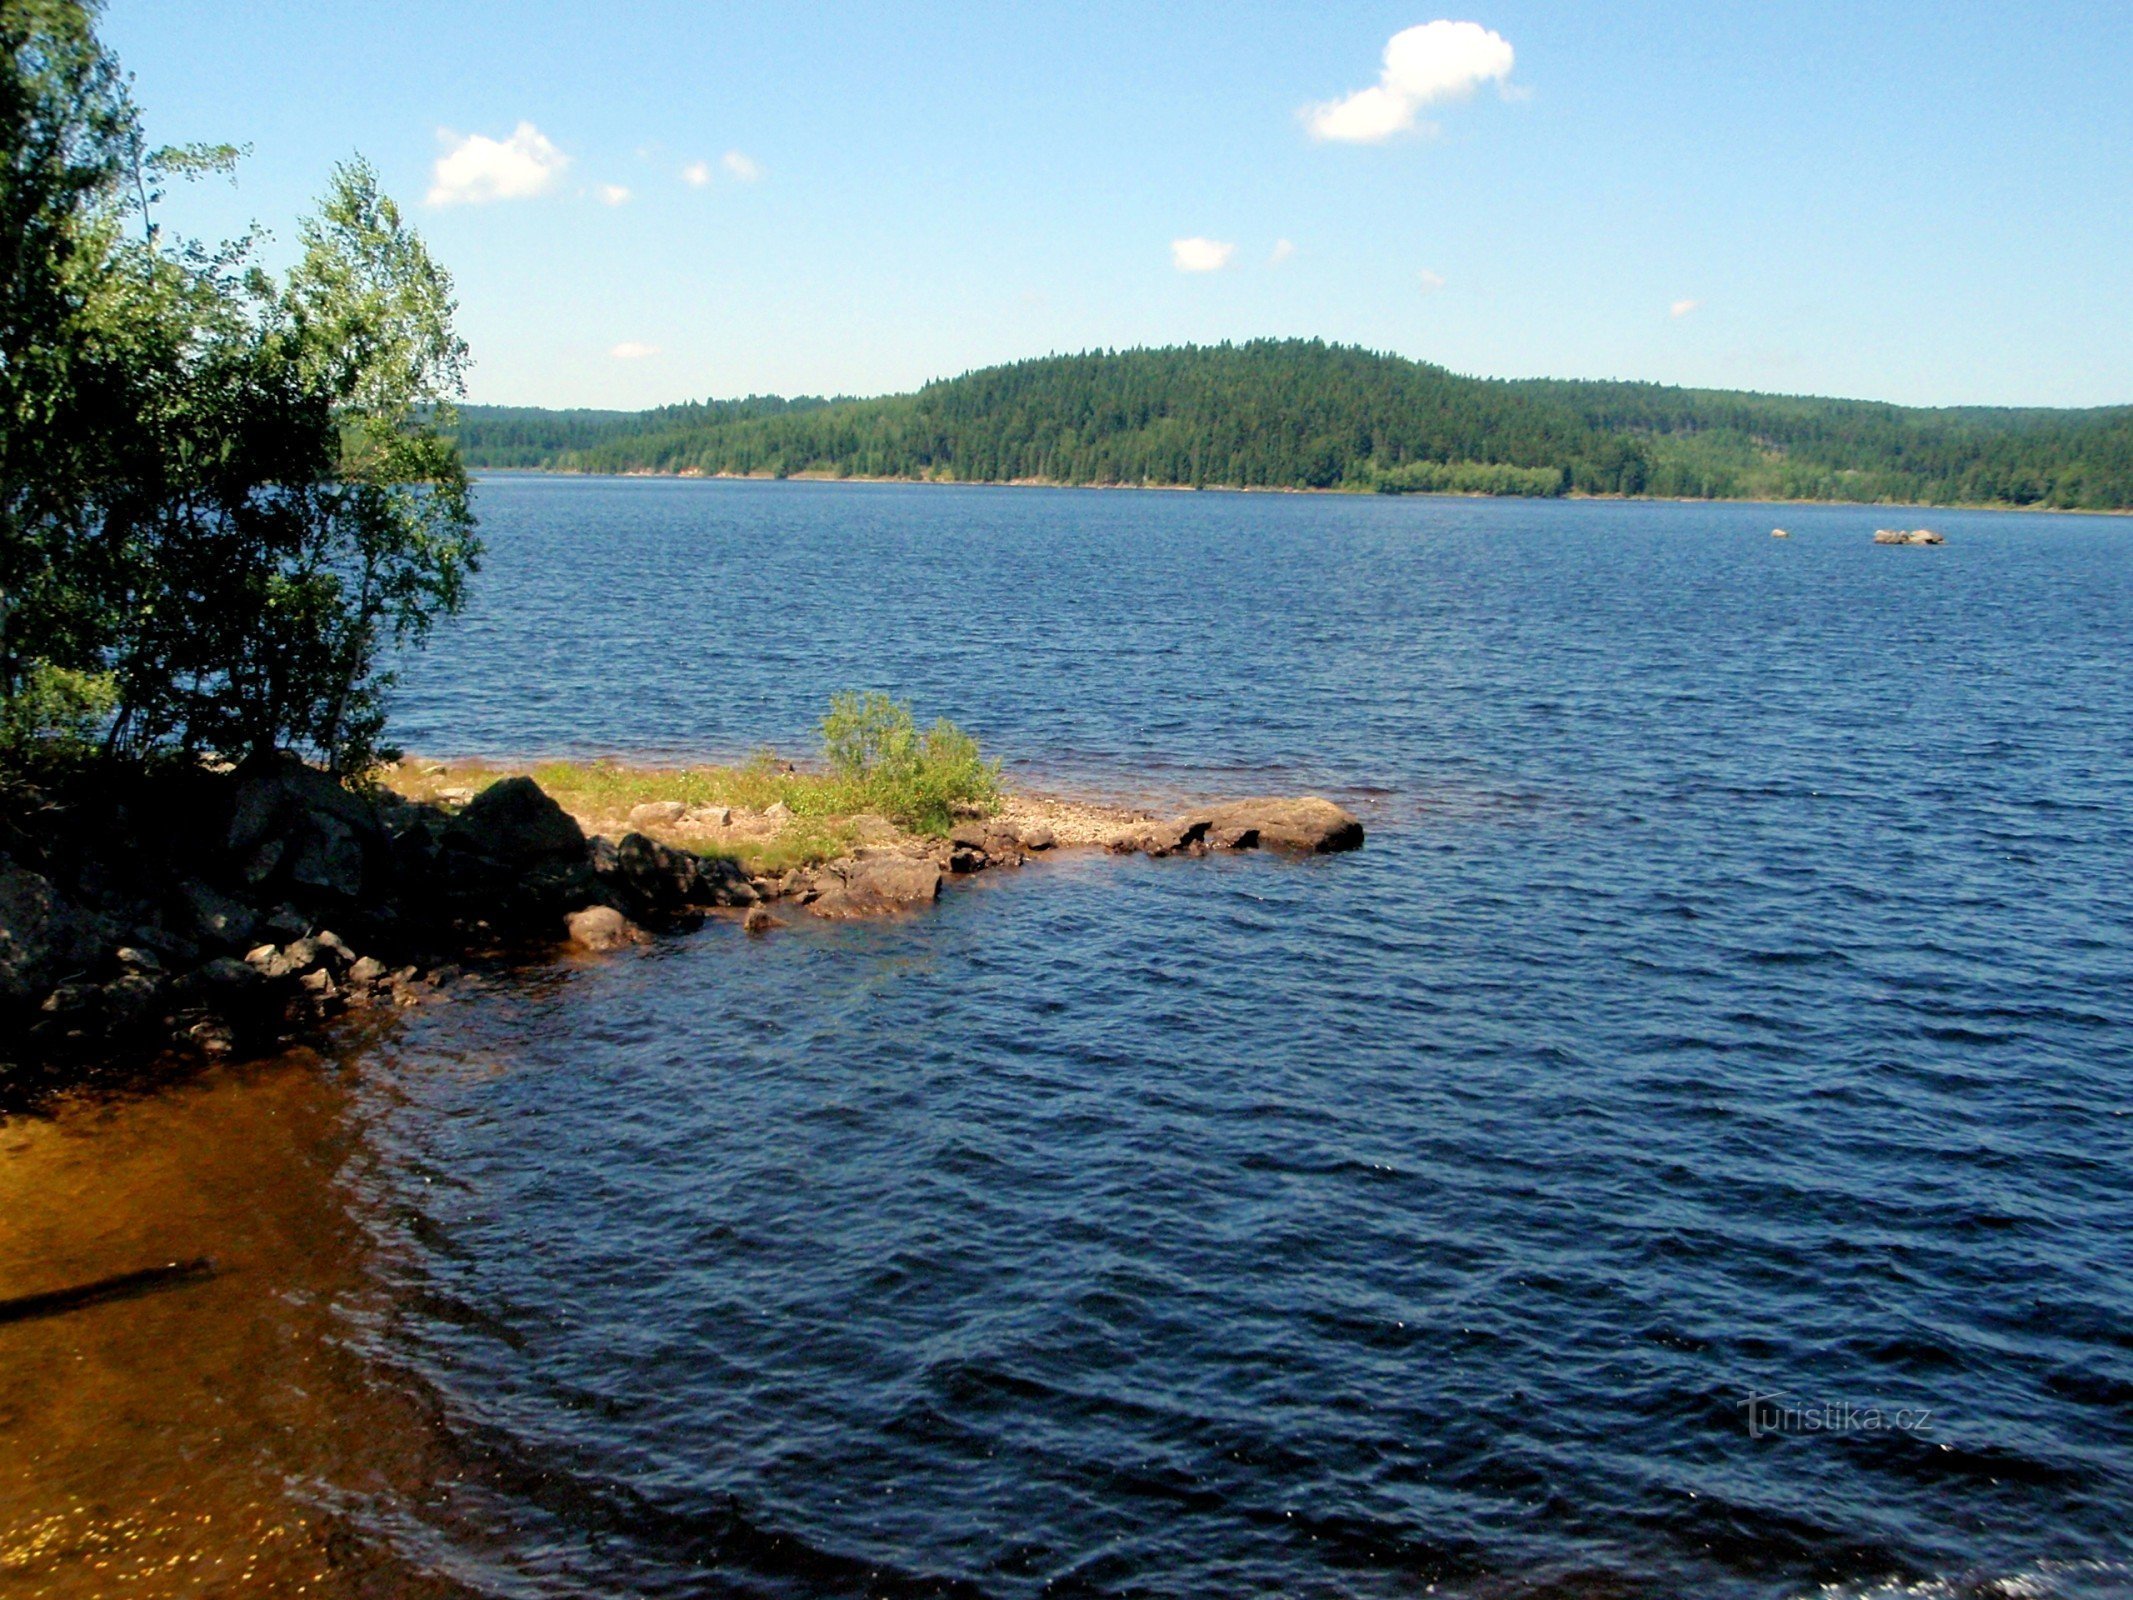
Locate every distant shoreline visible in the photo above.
<box><xmin>466</xmin><ymin>466</ymin><xmax>2133</xmax><ymax>517</ymax></box>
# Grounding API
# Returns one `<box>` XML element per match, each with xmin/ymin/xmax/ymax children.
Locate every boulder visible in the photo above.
<box><xmin>684</xmin><ymin>804</ymin><xmax>733</xmax><ymax>828</ymax></box>
<box><xmin>0</xmin><ymin>861</ymin><xmax>106</xmax><ymax>1004</ymax></box>
<box><xmin>1194</xmin><ymin>797</ymin><xmax>1363</xmax><ymax>854</ymax></box>
<box><xmin>436</xmin><ymin>777</ymin><xmax>600</xmax><ymax>932</ymax></box>
<box><xmin>948</xmin><ymin>820</ymin><xmax>1026</xmax><ymax>871</ymax></box>
<box><xmin>1016</xmin><ymin>824</ymin><xmax>1057</xmax><ymax>851</ymax></box>
<box><xmin>742</xmin><ymin>905</ymin><xmax>778</xmax><ymax>934</ymax></box>
<box><xmin>764</xmin><ymin>800</ymin><xmax>794</xmax><ymax>822</ymax></box>
<box><xmin>1873</xmin><ymin>527</ymin><xmax>1944</xmax><ymax>546</ymax></box>
<box><xmin>187</xmin><ymin>956</ymin><xmax>264</xmax><ymax>998</ymax></box>
<box><xmin>808</xmin><ymin>856</ymin><xmax>943</xmax><ymax>919</ymax></box>
<box><xmin>179</xmin><ymin>880</ymin><xmax>258</xmax><ymax>950</ymax></box>
<box><xmin>601</xmin><ymin>832</ymin><xmax>705</xmax><ymax>922</ymax></box>
<box><xmin>566</xmin><ymin>905</ymin><xmax>648</xmax><ymax>952</ymax></box>
<box><xmin>226</xmin><ymin>760</ymin><xmax>385</xmax><ymax>901</ymax></box>
<box><xmin>627</xmin><ymin>800</ymin><xmax>687</xmax><ymax>830</ymax></box>
<box><xmin>444</xmin><ymin>777</ymin><xmax>586</xmax><ymax>865</ymax></box>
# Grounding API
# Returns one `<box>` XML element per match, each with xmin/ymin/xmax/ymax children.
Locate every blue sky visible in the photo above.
<box><xmin>105</xmin><ymin>1</ymin><xmax>2132</xmax><ymax>411</ymax></box>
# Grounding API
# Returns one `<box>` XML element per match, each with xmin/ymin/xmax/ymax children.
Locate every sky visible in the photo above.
<box><xmin>103</xmin><ymin>1</ymin><xmax>2133</xmax><ymax>412</ymax></box>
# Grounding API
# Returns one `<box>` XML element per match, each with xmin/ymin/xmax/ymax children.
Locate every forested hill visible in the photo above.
<box><xmin>454</xmin><ymin>341</ymin><xmax>2133</xmax><ymax>509</ymax></box>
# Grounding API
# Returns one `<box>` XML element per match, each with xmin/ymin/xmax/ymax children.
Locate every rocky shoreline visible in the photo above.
<box><xmin>0</xmin><ymin>760</ymin><xmax>1362</xmax><ymax>1107</ymax></box>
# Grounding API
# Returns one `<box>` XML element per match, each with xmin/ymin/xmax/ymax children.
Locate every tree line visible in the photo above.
<box><xmin>456</xmin><ymin>341</ymin><xmax>2133</xmax><ymax>511</ymax></box>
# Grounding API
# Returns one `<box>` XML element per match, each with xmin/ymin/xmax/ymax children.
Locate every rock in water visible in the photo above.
<box><xmin>1874</xmin><ymin>527</ymin><xmax>1944</xmax><ymax>546</ymax></box>
<box><xmin>1194</xmin><ymin>797</ymin><xmax>1364</xmax><ymax>853</ymax></box>
<box><xmin>808</xmin><ymin>857</ymin><xmax>943</xmax><ymax>918</ymax></box>
<box><xmin>566</xmin><ymin>905</ymin><xmax>648</xmax><ymax>952</ymax></box>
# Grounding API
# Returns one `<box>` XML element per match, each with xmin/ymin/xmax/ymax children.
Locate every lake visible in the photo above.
<box><xmin>4</xmin><ymin>477</ymin><xmax>2130</xmax><ymax>1598</ymax></box>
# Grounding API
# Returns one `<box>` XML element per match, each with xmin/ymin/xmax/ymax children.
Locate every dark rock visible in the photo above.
<box><xmin>444</xmin><ymin>776</ymin><xmax>586</xmax><ymax>865</ymax></box>
<box><xmin>742</xmin><ymin>905</ymin><xmax>777</xmax><ymax>934</ymax></box>
<box><xmin>261</xmin><ymin>904</ymin><xmax>309</xmax><ymax>943</ymax></box>
<box><xmin>188</xmin><ymin>956</ymin><xmax>264</xmax><ymax>997</ymax></box>
<box><xmin>0</xmin><ymin>861</ymin><xmax>107</xmax><ymax>1004</ymax></box>
<box><xmin>102</xmin><ymin>970</ymin><xmax>164</xmax><ymax>1030</ymax></box>
<box><xmin>179</xmin><ymin>880</ymin><xmax>258</xmax><ymax>950</ymax></box>
<box><xmin>437</xmin><ymin>778</ymin><xmax>598</xmax><ymax>931</ymax></box>
<box><xmin>1195</xmin><ymin>798</ymin><xmax>1363</xmax><ymax>854</ymax></box>
<box><xmin>226</xmin><ymin>760</ymin><xmax>386</xmax><ymax>901</ymax></box>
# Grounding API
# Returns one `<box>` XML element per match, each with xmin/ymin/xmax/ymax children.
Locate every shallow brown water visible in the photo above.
<box><xmin>0</xmin><ymin>1043</ymin><xmax>459</xmax><ymax>1598</ymax></box>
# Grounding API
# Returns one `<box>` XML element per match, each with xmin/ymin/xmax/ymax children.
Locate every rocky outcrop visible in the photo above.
<box><xmin>1874</xmin><ymin>527</ymin><xmax>1944</xmax><ymax>545</ymax></box>
<box><xmin>1193</xmin><ymin>797</ymin><xmax>1363</xmax><ymax>853</ymax></box>
<box><xmin>1106</xmin><ymin>797</ymin><xmax>1361</xmax><ymax>857</ymax></box>
<box><xmin>1</xmin><ymin>758</ymin><xmax>1368</xmax><ymax>1102</ymax></box>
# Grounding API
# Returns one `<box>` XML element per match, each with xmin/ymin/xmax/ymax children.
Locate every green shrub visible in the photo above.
<box><xmin>819</xmin><ymin>691</ymin><xmax>998</xmax><ymax>834</ymax></box>
<box><xmin>0</xmin><ymin>663</ymin><xmax>118</xmax><ymax>763</ymax></box>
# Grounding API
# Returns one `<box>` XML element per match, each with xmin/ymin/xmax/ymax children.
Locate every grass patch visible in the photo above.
<box><xmin>381</xmin><ymin>694</ymin><xmax>998</xmax><ymax>864</ymax></box>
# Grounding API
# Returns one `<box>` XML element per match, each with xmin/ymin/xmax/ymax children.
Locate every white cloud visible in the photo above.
<box><xmin>681</xmin><ymin>160</ymin><xmax>713</xmax><ymax>187</ymax></box>
<box><xmin>1269</xmin><ymin>238</ymin><xmax>1297</xmax><ymax>265</ymax></box>
<box><xmin>1305</xmin><ymin>21</ymin><xmax>1516</xmax><ymax>144</ymax></box>
<box><xmin>610</xmin><ymin>341</ymin><xmax>660</xmax><ymax>360</ymax></box>
<box><xmin>1171</xmin><ymin>237</ymin><xmax>1236</xmax><ymax>273</ymax></box>
<box><xmin>1418</xmin><ymin>269</ymin><xmax>1448</xmax><ymax>293</ymax></box>
<box><xmin>597</xmin><ymin>183</ymin><xmax>632</xmax><ymax>206</ymax></box>
<box><xmin>721</xmin><ymin>149</ymin><xmax>764</xmax><ymax>182</ymax></box>
<box><xmin>427</xmin><ymin>121</ymin><xmax>569</xmax><ymax>205</ymax></box>
<box><xmin>1670</xmin><ymin>298</ymin><xmax>1702</xmax><ymax>318</ymax></box>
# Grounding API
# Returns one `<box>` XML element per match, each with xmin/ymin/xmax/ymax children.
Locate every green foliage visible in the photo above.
<box><xmin>456</xmin><ymin>341</ymin><xmax>2133</xmax><ymax>511</ymax></box>
<box><xmin>0</xmin><ymin>3</ymin><xmax>476</xmax><ymax>777</ymax></box>
<box><xmin>1373</xmin><ymin>459</ymin><xmax>1567</xmax><ymax>497</ymax></box>
<box><xmin>0</xmin><ymin>661</ymin><xmax>114</xmax><ymax>760</ymax></box>
<box><xmin>820</xmin><ymin>691</ymin><xmax>999</xmax><ymax>835</ymax></box>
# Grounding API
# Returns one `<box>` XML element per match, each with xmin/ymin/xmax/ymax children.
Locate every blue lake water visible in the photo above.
<box><xmin>15</xmin><ymin>476</ymin><xmax>2131</xmax><ymax>1599</ymax></box>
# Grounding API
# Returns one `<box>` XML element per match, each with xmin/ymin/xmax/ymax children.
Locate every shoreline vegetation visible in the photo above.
<box><xmin>0</xmin><ymin>693</ymin><xmax>1363</xmax><ymax>1110</ymax></box>
<box><xmin>471</xmin><ymin>462</ymin><xmax>2133</xmax><ymax>517</ymax></box>
<box><xmin>455</xmin><ymin>341</ymin><xmax>2133</xmax><ymax>513</ymax></box>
